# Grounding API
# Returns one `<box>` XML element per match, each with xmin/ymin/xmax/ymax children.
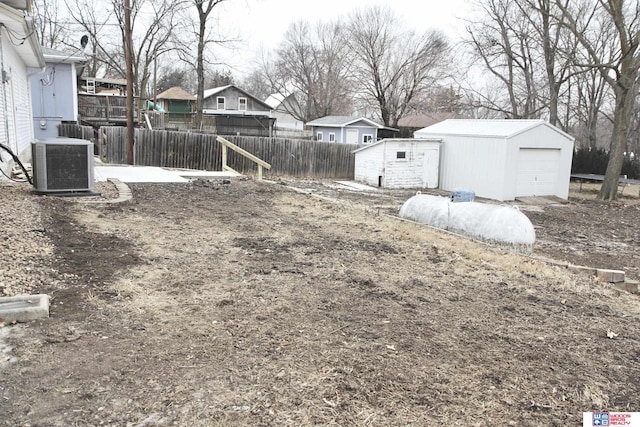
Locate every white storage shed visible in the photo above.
<box><xmin>414</xmin><ymin>119</ymin><xmax>574</xmax><ymax>201</ymax></box>
<box><xmin>353</xmin><ymin>138</ymin><xmax>441</xmax><ymax>189</ymax></box>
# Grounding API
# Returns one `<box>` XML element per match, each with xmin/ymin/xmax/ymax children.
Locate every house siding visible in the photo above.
<box><xmin>203</xmin><ymin>87</ymin><xmax>270</xmax><ymax>112</ymax></box>
<box><xmin>273</xmin><ymin>110</ymin><xmax>303</xmax><ymax>130</ymax></box>
<box><xmin>30</xmin><ymin>62</ymin><xmax>78</xmax><ymax>139</ymax></box>
<box><xmin>1</xmin><ymin>40</ymin><xmax>34</xmax><ymax>159</ymax></box>
<box><xmin>314</xmin><ymin>125</ymin><xmax>377</xmax><ymax>143</ymax></box>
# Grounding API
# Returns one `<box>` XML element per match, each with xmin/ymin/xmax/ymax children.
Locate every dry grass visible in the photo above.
<box><xmin>3</xmin><ymin>179</ymin><xmax>640</xmax><ymax>426</ymax></box>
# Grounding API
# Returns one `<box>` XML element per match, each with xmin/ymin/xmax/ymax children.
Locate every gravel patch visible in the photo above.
<box><xmin>0</xmin><ymin>179</ymin><xmax>120</xmax><ymax>298</ymax></box>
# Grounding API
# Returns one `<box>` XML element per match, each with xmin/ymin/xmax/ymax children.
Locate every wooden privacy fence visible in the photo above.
<box><xmin>89</xmin><ymin>127</ymin><xmax>356</xmax><ymax>179</ymax></box>
<box><xmin>58</xmin><ymin>124</ymin><xmax>95</xmax><ymax>143</ymax></box>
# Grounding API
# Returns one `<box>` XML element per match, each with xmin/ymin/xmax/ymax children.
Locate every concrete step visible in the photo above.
<box><xmin>615</xmin><ymin>280</ymin><xmax>639</xmax><ymax>294</ymax></box>
<box><xmin>0</xmin><ymin>295</ymin><xmax>49</xmax><ymax>323</ymax></box>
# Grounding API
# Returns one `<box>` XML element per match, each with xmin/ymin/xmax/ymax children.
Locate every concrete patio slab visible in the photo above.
<box><xmin>95</xmin><ymin>166</ymin><xmax>190</xmax><ymax>183</ymax></box>
<box><xmin>95</xmin><ymin>166</ymin><xmax>241</xmax><ymax>183</ymax></box>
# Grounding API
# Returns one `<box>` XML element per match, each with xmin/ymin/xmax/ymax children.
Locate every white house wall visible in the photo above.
<box><xmin>273</xmin><ymin>110</ymin><xmax>303</xmax><ymax>130</ymax></box>
<box><xmin>0</xmin><ymin>39</ymin><xmax>34</xmax><ymax>160</ymax></box>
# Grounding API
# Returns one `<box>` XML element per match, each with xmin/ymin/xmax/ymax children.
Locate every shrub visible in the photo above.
<box><xmin>572</xmin><ymin>147</ymin><xmax>640</xmax><ymax>179</ymax></box>
<box><xmin>572</xmin><ymin>147</ymin><xmax>608</xmax><ymax>175</ymax></box>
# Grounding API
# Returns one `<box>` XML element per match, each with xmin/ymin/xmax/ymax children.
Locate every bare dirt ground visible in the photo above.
<box><xmin>1</xmin><ymin>177</ymin><xmax>639</xmax><ymax>426</ymax></box>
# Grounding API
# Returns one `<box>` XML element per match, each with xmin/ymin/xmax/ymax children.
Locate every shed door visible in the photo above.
<box><xmin>515</xmin><ymin>148</ymin><xmax>560</xmax><ymax>196</ymax></box>
<box><xmin>346</xmin><ymin>129</ymin><xmax>358</xmax><ymax>144</ymax></box>
<box><xmin>422</xmin><ymin>148</ymin><xmax>440</xmax><ymax>188</ymax></box>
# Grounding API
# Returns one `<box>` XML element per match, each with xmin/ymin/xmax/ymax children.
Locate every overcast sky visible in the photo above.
<box><xmin>216</xmin><ymin>0</ymin><xmax>473</xmax><ymax>78</ymax></box>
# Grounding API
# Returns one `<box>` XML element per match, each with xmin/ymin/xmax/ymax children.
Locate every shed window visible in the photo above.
<box><xmin>217</xmin><ymin>97</ymin><xmax>225</xmax><ymax>110</ymax></box>
<box><xmin>363</xmin><ymin>134</ymin><xmax>373</xmax><ymax>144</ymax></box>
<box><xmin>316</xmin><ymin>132</ymin><xmax>323</xmax><ymax>142</ymax></box>
<box><xmin>329</xmin><ymin>133</ymin><xmax>335</xmax><ymax>142</ymax></box>
<box><xmin>238</xmin><ymin>97</ymin><xmax>247</xmax><ymax>110</ymax></box>
<box><xmin>397</xmin><ymin>151</ymin><xmax>406</xmax><ymax>159</ymax></box>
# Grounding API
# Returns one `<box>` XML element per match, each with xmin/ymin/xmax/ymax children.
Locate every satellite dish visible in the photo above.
<box><xmin>81</xmin><ymin>35</ymin><xmax>88</xmax><ymax>48</ymax></box>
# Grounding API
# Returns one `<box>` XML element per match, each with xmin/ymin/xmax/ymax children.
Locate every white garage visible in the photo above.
<box><xmin>353</xmin><ymin>138</ymin><xmax>441</xmax><ymax>189</ymax></box>
<box><xmin>414</xmin><ymin>119</ymin><xmax>574</xmax><ymax>201</ymax></box>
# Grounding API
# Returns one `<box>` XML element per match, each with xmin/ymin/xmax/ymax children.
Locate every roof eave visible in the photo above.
<box><xmin>0</xmin><ymin>5</ymin><xmax>45</xmax><ymax>68</ymax></box>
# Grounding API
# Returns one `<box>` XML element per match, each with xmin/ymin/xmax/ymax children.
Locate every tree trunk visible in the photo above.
<box><xmin>195</xmin><ymin>15</ymin><xmax>206</xmax><ymax>131</ymax></box>
<box><xmin>124</xmin><ymin>0</ymin><xmax>134</xmax><ymax>165</ymax></box>
<box><xmin>599</xmin><ymin>83</ymin><xmax>634</xmax><ymax>200</ymax></box>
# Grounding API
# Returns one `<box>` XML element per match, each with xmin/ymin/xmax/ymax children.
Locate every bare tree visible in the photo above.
<box><xmin>263</xmin><ymin>20</ymin><xmax>353</xmax><ymax>123</ymax></box>
<box><xmin>517</xmin><ymin>0</ymin><xmax>577</xmax><ymax>127</ymax></box>
<box><xmin>465</xmin><ymin>0</ymin><xmax>546</xmax><ymax>119</ymax></box>
<box><xmin>112</xmin><ymin>0</ymin><xmax>179</xmax><ymax>101</ymax></box>
<box><xmin>557</xmin><ymin>0</ymin><xmax>640</xmax><ymax>200</ymax></box>
<box><xmin>156</xmin><ymin>66</ymin><xmax>195</xmax><ymax>93</ymax></box>
<box><xmin>571</xmin><ymin>64</ymin><xmax>609</xmax><ymax>149</ymax></box>
<box><xmin>63</xmin><ymin>0</ymin><xmax>114</xmax><ymax>78</ymax></box>
<box><xmin>240</xmin><ymin>68</ymin><xmax>272</xmax><ymax>101</ymax></box>
<box><xmin>346</xmin><ymin>6</ymin><xmax>449</xmax><ymax>128</ymax></box>
<box><xmin>174</xmin><ymin>0</ymin><xmax>238</xmax><ymax>130</ymax></box>
<box><xmin>65</xmin><ymin>0</ymin><xmax>179</xmax><ymax>100</ymax></box>
<box><xmin>33</xmin><ymin>0</ymin><xmax>69</xmax><ymax>49</ymax></box>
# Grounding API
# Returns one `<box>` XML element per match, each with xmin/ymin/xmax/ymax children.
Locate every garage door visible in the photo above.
<box><xmin>515</xmin><ymin>148</ymin><xmax>560</xmax><ymax>197</ymax></box>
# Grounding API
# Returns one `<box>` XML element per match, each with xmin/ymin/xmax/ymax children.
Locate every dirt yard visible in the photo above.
<box><xmin>1</xmin><ymin>177</ymin><xmax>639</xmax><ymax>426</ymax></box>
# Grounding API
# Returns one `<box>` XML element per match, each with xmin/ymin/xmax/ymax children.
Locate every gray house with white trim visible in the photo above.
<box><xmin>307</xmin><ymin>116</ymin><xmax>386</xmax><ymax>144</ymax></box>
<box><xmin>201</xmin><ymin>84</ymin><xmax>275</xmax><ymax>136</ymax></box>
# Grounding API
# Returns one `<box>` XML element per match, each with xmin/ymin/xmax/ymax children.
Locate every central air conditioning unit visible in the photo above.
<box><xmin>31</xmin><ymin>138</ymin><xmax>95</xmax><ymax>193</ymax></box>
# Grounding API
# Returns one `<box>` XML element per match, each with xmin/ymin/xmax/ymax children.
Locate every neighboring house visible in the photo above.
<box><xmin>265</xmin><ymin>93</ymin><xmax>303</xmax><ymax>131</ymax></box>
<box><xmin>155</xmin><ymin>86</ymin><xmax>194</xmax><ymax>114</ymax></box>
<box><xmin>414</xmin><ymin>119</ymin><xmax>574</xmax><ymax>201</ymax></box>
<box><xmin>202</xmin><ymin>84</ymin><xmax>275</xmax><ymax>137</ymax></box>
<box><xmin>153</xmin><ymin>86</ymin><xmax>195</xmax><ymax>130</ymax></box>
<box><xmin>0</xmin><ymin>0</ymin><xmax>44</xmax><ymax>176</ymax></box>
<box><xmin>29</xmin><ymin>47</ymin><xmax>85</xmax><ymax>140</ymax></box>
<box><xmin>354</xmin><ymin>138</ymin><xmax>441</xmax><ymax>189</ymax></box>
<box><xmin>306</xmin><ymin>116</ymin><xmax>389</xmax><ymax>144</ymax></box>
<box><xmin>397</xmin><ymin>112</ymin><xmax>464</xmax><ymax>138</ymax></box>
